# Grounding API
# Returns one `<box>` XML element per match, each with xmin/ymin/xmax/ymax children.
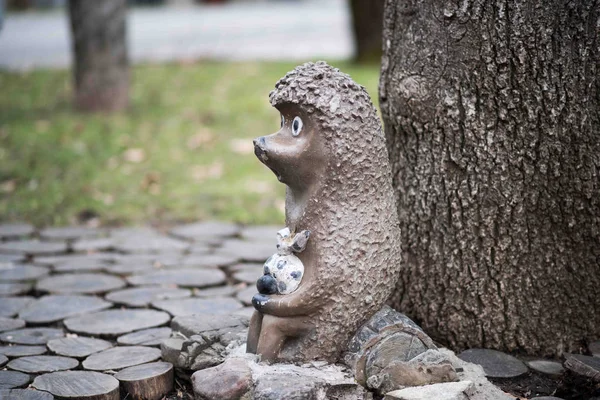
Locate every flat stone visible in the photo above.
<box><xmin>457</xmin><ymin>349</ymin><xmax>528</xmax><ymax>378</ymax></box>
<box><xmin>232</xmin><ymin>269</ymin><xmax>261</xmax><ymax>285</ymax></box>
<box><xmin>564</xmin><ymin>353</ymin><xmax>600</xmax><ymax>382</ymax></box>
<box><xmin>160</xmin><ymin>338</ymin><xmax>184</xmax><ymax>367</ymax></box>
<box><xmin>36</xmin><ymin>273</ymin><xmax>126</xmax><ymax>294</ymax></box>
<box><xmin>71</xmin><ymin>238</ymin><xmax>115</xmax><ymax>252</ymax></box>
<box><xmin>47</xmin><ymin>337</ymin><xmax>113</xmax><ymax>358</ymax></box>
<box><xmin>194</xmin><ymin>285</ymin><xmax>238</xmax><ymax>298</ymax></box>
<box><xmin>83</xmin><ymin>346</ymin><xmax>162</xmax><ymax>371</ymax></box>
<box><xmin>0</xmin><ymin>264</ymin><xmax>49</xmax><ymax>282</ymax></box>
<box><xmin>590</xmin><ymin>341</ymin><xmax>600</xmax><ymax>358</ymax></box>
<box><xmin>233</xmin><ymin>307</ymin><xmax>255</xmax><ymax>319</ymax></box>
<box><xmin>115</xmin><ymin>361</ymin><xmax>174</xmax><ymax>400</ymax></box>
<box><xmin>239</xmin><ymin>225</ymin><xmax>279</xmax><ymax>242</ymax></box>
<box><xmin>7</xmin><ymin>355</ymin><xmax>79</xmax><ymax>373</ymax></box>
<box><xmin>253</xmin><ymin>373</ymin><xmax>320</xmax><ymax>400</ymax></box>
<box><xmin>152</xmin><ymin>297</ymin><xmax>243</xmax><ymax>317</ymax></box>
<box><xmin>171</xmin><ymin>314</ymin><xmax>249</xmax><ymax>338</ymax></box>
<box><xmin>0</xmin><ymin>240</ymin><xmax>67</xmax><ymax>256</ymax></box>
<box><xmin>117</xmin><ymin>327</ymin><xmax>172</xmax><ymax>346</ymax></box>
<box><xmin>19</xmin><ymin>295</ymin><xmax>112</xmax><ymax>324</ymax></box>
<box><xmin>0</xmin><ymin>370</ymin><xmax>31</xmax><ymax>389</ymax></box>
<box><xmin>0</xmin><ymin>318</ymin><xmax>25</xmax><ymax>332</ymax></box>
<box><xmin>52</xmin><ymin>258</ymin><xmax>110</xmax><ymax>273</ymax></box>
<box><xmin>114</xmin><ymin>234</ymin><xmax>189</xmax><ymax>254</ymax></box>
<box><xmin>39</xmin><ymin>227</ymin><xmax>103</xmax><ymax>241</ymax></box>
<box><xmin>0</xmin><ymin>224</ymin><xmax>34</xmax><ymax>240</ymax></box>
<box><xmin>0</xmin><ymin>297</ymin><xmax>34</xmax><ymax>318</ymax></box>
<box><xmin>236</xmin><ymin>286</ymin><xmax>256</xmax><ymax>306</ymax></box>
<box><xmin>127</xmin><ymin>268</ymin><xmax>226</xmax><ymax>288</ymax></box>
<box><xmin>526</xmin><ymin>360</ymin><xmax>564</xmax><ymax>376</ymax></box>
<box><xmin>169</xmin><ymin>221</ymin><xmax>239</xmax><ymax>242</ymax></box>
<box><xmin>178</xmin><ymin>254</ymin><xmax>240</xmax><ymax>269</ymax></box>
<box><xmin>32</xmin><ymin>370</ymin><xmax>120</xmax><ymax>399</ymax></box>
<box><xmin>0</xmin><ymin>283</ymin><xmax>32</xmax><ymax>296</ymax></box>
<box><xmin>0</xmin><ymin>328</ymin><xmax>64</xmax><ymax>345</ymax></box>
<box><xmin>385</xmin><ymin>381</ymin><xmax>474</xmax><ymax>400</ymax></box>
<box><xmin>192</xmin><ymin>358</ymin><xmax>252</xmax><ymax>400</ymax></box>
<box><xmin>0</xmin><ymin>345</ymin><xmax>47</xmax><ymax>357</ymax></box>
<box><xmin>64</xmin><ymin>309</ymin><xmax>170</xmax><ymax>336</ymax></box>
<box><xmin>216</xmin><ymin>239</ymin><xmax>274</xmax><ymax>262</ymax></box>
<box><xmin>105</xmin><ymin>286</ymin><xmax>191</xmax><ymax>307</ymax></box>
<box><xmin>0</xmin><ymin>389</ymin><xmax>53</xmax><ymax>400</ymax></box>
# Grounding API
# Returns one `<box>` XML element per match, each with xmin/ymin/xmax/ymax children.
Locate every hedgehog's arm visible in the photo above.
<box><xmin>252</xmin><ymin>282</ymin><xmax>326</xmax><ymax>317</ymax></box>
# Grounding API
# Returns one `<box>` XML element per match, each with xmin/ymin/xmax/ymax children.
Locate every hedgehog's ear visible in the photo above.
<box><xmin>291</xmin><ymin>230</ymin><xmax>310</xmax><ymax>253</ymax></box>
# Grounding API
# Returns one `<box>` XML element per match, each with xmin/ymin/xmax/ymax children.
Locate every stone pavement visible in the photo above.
<box><xmin>0</xmin><ymin>221</ymin><xmax>272</xmax><ymax>398</ymax></box>
<box><xmin>0</xmin><ymin>0</ymin><xmax>354</xmax><ymax>71</ymax></box>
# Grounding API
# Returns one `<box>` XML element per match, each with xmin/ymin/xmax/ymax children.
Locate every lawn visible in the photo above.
<box><xmin>0</xmin><ymin>61</ymin><xmax>381</xmax><ymax>227</ymax></box>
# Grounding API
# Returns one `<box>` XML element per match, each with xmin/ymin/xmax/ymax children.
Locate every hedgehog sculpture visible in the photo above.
<box><xmin>247</xmin><ymin>61</ymin><xmax>401</xmax><ymax>363</ymax></box>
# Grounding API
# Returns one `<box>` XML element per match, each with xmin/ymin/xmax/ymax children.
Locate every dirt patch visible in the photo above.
<box><xmin>491</xmin><ymin>371</ymin><xmax>600</xmax><ymax>399</ymax></box>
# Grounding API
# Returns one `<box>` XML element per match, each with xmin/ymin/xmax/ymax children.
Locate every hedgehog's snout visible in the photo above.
<box><xmin>253</xmin><ymin>136</ymin><xmax>268</xmax><ymax>162</ymax></box>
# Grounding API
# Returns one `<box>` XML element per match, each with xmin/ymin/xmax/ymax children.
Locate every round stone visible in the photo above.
<box><xmin>0</xmin><ymin>264</ymin><xmax>49</xmax><ymax>282</ymax></box>
<box><xmin>127</xmin><ymin>268</ymin><xmax>226</xmax><ymax>288</ymax></box>
<box><xmin>7</xmin><ymin>355</ymin><xmax>79</xmax><ymax>374</ymax></box>
<box><xmin>64</xmin><ymin>309</ymin><xmax>170</xmax><ymax>336</ymax></box>
<box><xmin>169</xmin><ymin>221</ymin><xmax>239</xmax><ymax>242</ymax></box>
<box><xmin>36</xmin><ymin>273</ymin><xmax>125</xmax><ymax>294</ymax></box>
<box><xmin>47</xmin><ymin>337</ymin><xmax>113</xmax><ymax>359</ymax></box>
<box><xmin>0</xmin><ymin>240</ymin><xmax>67</xmax><ymax>256</ymax></box>
<box><xmin>0</xmin><ymin>318</ymin><xmax>25</xmax><ymax>333</ymax></box>
<box><xmin>83</xmin><ymin>346</ymin><xmax>162</xmax><ymax>371</ymax></box>
<box><xmin>151</xmin><ymin>297</ymin><xmax>243</xmax><ymax>317</ymax></box>
<box><xmin>0</xmin><ymin>297</ymin><xmax>34</xmax><ymax>318</ymax></box>
<box><xmin>19</xmin><ymin>295</ymin><xmax>112</xmax><ymax>324</ymax></box>
<box><xmin>0</xmin><ymin>328</ymin><xmax>64</xmax><ymax>345</ymax></box>
<box><xmin>0</xmin><ymin>283</ymin><xmax>32</xmax><ymax>296</ymax></box>
<box><xmin>39</xmin><ymin>227</ymin><xmax>103</xmax><ymax>241</ymax></box>
<box><xmin>0</xmin><ymin>345</ymin><xmax>47</xmax><ymax>357</ymax></box>
<box><xmin>105</xmin><ymin>286</ymin><xmax>191</xmax><ymax>307</ymax></box>
<box><xmin>457</xmin><ymin>349</ymin><xmax>528</xmax><ymax>378</ymax></box>
<box><xmin>117</xmin><ymin>327</ymin><xmax>172</xmax><ymax>346</ymax></box>
<box><xmin>0</xmin><ymin>370</ymin><xmax>31</xmax><ymax>389</ymax></box>
<box><xmin>0</xmin><ymin>224</ymin><xmax>34</xmax><ymax>240</ymax></box>
<box><xmin>32</xmin><ymin>370</ymin><xmax>119</xmax><ymax>399</ymax></box>
<box><xmin>526</xmin><ymin>360</ymin><xmax>564</xmax><ymax>376</ymax></box>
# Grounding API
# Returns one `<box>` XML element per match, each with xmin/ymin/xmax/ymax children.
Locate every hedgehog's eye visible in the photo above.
<box><xmin>292</xmin><ymin>116</ymin><xmax>303</xmax><ymax>137</ymax></box>
<box><xmin>280</xmin><ymin>115</ymin><xmax>284</xmax><ymax>128</ymax></box>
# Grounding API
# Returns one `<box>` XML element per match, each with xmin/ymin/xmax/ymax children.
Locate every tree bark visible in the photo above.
<box><xmin>380</xmin><ymin>0</ymin><xmax>600</xmax><ymax>356</ymax></box>
<box><xmin>349</xmin><ymin>0</ymin><xmax>385</xmax><ymax>63</ymax></box>
<box><xmin>68</xmin><ymin>0</ymin><xmax>129</xmax><ymax>112</ymax></box>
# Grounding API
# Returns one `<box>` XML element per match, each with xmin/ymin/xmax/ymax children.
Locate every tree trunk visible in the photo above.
<box><xmin>380</xmin><ymin>0</ymin><xmax>600</xmax><ymax>356</ymax></box>
<box><xmin>349</xmin><ymin>0</ymin><xmax>384</xmax><ymax>63</ymax></box>
<box><xmin>68</xmin><ymin>0</ymin><xmax>129</xmax><ymax>112</ymax></box>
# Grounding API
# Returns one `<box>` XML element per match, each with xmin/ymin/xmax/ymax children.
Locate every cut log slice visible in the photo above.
<box><xmin>32</xmin><ymin>370</ymin><xmax>120</xmax><ymax>400</ymax></box>
<box><xmin>71</xmin><ymin>238</ymin><xmax>114</xmax><ymax>253</ymax></box>
<box><xmin>194</xmin><ymin>285</ymin><xmax>238</xmax><ymax>298</ymax></box>
<box><xmin>115</xmin><ymin>361</ymin><xmax>174</xmax><ymax>400</ymax></box>
<box><xmin>0</xmin><ymin>297</ymin><xmax>34</xmax><ymax>318</ymax></box>
<box><xmin>52</xmin><ymin>259</ymin><xmax>109</xmax><ymax>273</ymax></box>
<box><xmin>232</xmin><ymin>269</ymin><xmax>261</xmax><ymax>285</ymax></box>
<box><xmin>114</xmin><ymin>235</ymin><xmax>189</xmax><ymax>254</ymax></box>
<box><xmin>236</xmin><ymin>286</ymin><xmax>256</xmax><ymax>306</ymax></box>
<box><xmin>0</xmin><ymin>354</ymin><xmax>7</xmax><ymax>367</ymax></box>
<box><xmin>0</xmin><ymin>224</ymin><xmax>35</xmax><ymax>240</ymax></box>
<box><xmin>169</xmin><ymin>221</ymin><xmax>239</xmax><ymax>242</ymax></box>
<box><xmin>19</xmin><ymin>295</ymin><xmax>112</xmax><ymax>324</ymax></box>
<box><xmin>0</xmin><ymin>254</ymin><xmax>26</xmax><ymax>264</ymax></box>
<box><xmin>217</xmin><ymin>239</ymin><xmax>274</xmax><ymax>262</ymax></box>
<box><xmin>0</xmin><ymin>345</ymin><xmax>47</xmax><ymax>357</ymax></box>
<box><xmin>0</xmin><ymin>328</ymin><xmax>64</xmax><ymax>345</ymax></box>
<box><xmin>564</xmin><ymin>353</ymin><xmax>600</xmax><ymax>382</ymax></box>
<box><xmin>117</xmin><ymin>327</ymin><xmax>172</xmax><ymax>346</ymax></box>
<box><xmin>34</xmin><ymin>253</ymin><xmax>115</xmax><ymax>267</ymax></box>
<box><xmin>127</xmin><ymin>268</ymin><xmax>226</xmax><ymax>288</ymax></box>
<box><xmin>0</xmin><ymin>283</ymin><xmax>32</xmax><ymax>297</ymax></box>
<box><xmin>0</xmin><ymin>370</ymin><xmax>31</xmax><ymax>389</ymax></box>
<box><xmin>151</xmin><ymin>297</ymin><xmax>243</xmax><ymax>317</ymax></box>
<box><xmin>7</xmin><ymin>355</ymin><xmax>78</xmax><ymax>374</ymax></box>
<box><xmin>0</xmin><ymin>389</ymin><xmax>54</xmax><ymax>400</ymax></box>
<box><xmin>0</xmin><ymin>265</ymin><xmax>49</xmax><ymax>283</ymax></box>
<box><xmin>64</xmin><ymin>309</ymin><xmax>170</xmax><ymax>336</ymax></box>
<box><xmin>47</xmin><ymin>337</ymin><xmax>113</xmax><ymax>359</ymax></box>
<box><xmin>104</xmin><ymin>263</ymin><xmax>157</xmax><ymax>276</ymax></box>
<box><xmin>0</xmin><ymin>318</ymin><xmax>25</xmax><ymax>332</ymax></box>
<box><xmin>0</xmin><ymin>241</ymin><xmax>68</xmax><ymax>256</ymax></box>
<box><xmin>177</xmin><ymin>254</ymin><xmax>240</xmax><ymax>269</ymax></box>
<box><xmin>240</xmin><ymin>225</ymin><xmax>279</xmax><ymax>243</ymax></box>
<box><xmin>39</xmin><ymin>227</ymin><xmax>103</xmax><ymax>242</ymax></box>
<box><xmin>105</xmin><ymin>286</ymin><xmax>191</xmax><ymax>307</ymax></box>
<box><xmin>83</xmin><ymin>346</ymin><xmax>162</xmax><ymax>371</ymax></box>
<box><xmin>36</xmin><ymin>273</ymin><xmax>125</xmax><ymax>295</ymax></box>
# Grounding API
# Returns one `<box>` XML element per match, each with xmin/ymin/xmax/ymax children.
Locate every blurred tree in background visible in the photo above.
<box><xmin>68</xmin><ymin>0</ymin><xmax>129</xmax><ymax>112</ymax></box>
<box><xmin>349</xmin><ymin>0</ymin><xmax>384</xmax><ymax>63</ymax></box>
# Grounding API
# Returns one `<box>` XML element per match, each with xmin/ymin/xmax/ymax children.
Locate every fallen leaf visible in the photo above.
<box><xmin>124</xmin><ymin>148</ymin><xmax>145</xmax><ymax>163</ymax></box>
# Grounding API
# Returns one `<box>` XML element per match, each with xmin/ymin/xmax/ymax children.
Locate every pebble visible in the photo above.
<box><xmin>457</xmin><ymin>348</ymin><xmax>528</xmax><ymax>378</ymax></box>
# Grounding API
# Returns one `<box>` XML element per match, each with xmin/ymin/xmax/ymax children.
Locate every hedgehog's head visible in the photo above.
<box><xmin>253</xmin><ymin>61</ymin><xmax>383</xmax><ymax>191</ymax></box>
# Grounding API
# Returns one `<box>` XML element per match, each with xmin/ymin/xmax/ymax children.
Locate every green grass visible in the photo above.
<box><xmin>0</xmin><ymin>61</ymin><xmax>380</xmax><ymax>227</ymax></box>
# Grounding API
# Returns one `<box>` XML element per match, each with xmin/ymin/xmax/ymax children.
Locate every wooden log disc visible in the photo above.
<box><xmin>115</xmin><ymin>361</ymin><xmax>174</xmax><ymax>400</ymax></box>
<box><xmin>64</xmin><ymin>310</ymin><xmax>170</xmax><ymax>336</ymax></box>
<box><xmin>114</xmin><ymin>235</ymin><xmax>189</xmax><ymax>254</ymax></box>
<box><xmin>105</xmin><ymin>286</ymin><xmax>191</xmax><ymax>307</ymax></box>
<box><xmin>217</xmin><ymin>239</ymin><xmax>274</xmax><ymax>262</ymax></box>
<box><xmin>83</xmin><ymin>346</ymin><xmax>162</xmax><ymax>371</ymax></box>
<box><xmin>0</xmin><ymin>282</ymin><xmax>32</xmax><ymax>296</ymax></box>
<box><xmin>36</xmin><ymin>273</ymin><xmax>125</xmax><ymax>295</ymax></box>
<box><xmin>52</xmin><ymin>259</ymin><xmax>109</xmax><ymax>273</ymax></box>
<box><xmin>0</xmin><ymin>264</ymin><xmax>49</xmax><ymax>282</ymax></box>
<box><xmin>0</xmin><ymin>223</ymin><xmax>34</xmax><ymax>240</ymax></box>
<box><xmin>117</xmin><ymin>327</ymin><xmax>172</xmax><ymax>346</ymax></box>
<box><xmin>0</xmin><ymin>370</ymin><xmax>31</xmax><ymax>389</ymax></box>
<box><xmin>0</xmin><ymin>297</ymin><xmax>34</xmax><ymax>318</ymax></box>
<box><xmin>169</xmin><ymin>221</ymin><xmax>239</xmax><ymax>242</ymax></box>
<box><xmin>47</xmin><ymin>337</ymin><xmax>113</xmax><ymax>359</ymax></box>
<box><xmin>0</xmin><ymin>389</ymin><xmax>53</xmax><ymax>400</ymax></box>
<box><xmin>0</xmin><ymin>345</ymin><xmax>47</xmax><ymax>357</ymax></box>
<box><xmin>127</xmin><ymin>268</ymin><xmax>226</xmax><ymax>288</ymax></box>
<box><xmin>34</xmin><ymin>253</ymin><xmax>114</xmax><ymax>267</ymax></box>
<box><xmin>232</xmin><ymin>269</ymin><xmax>261</xmax><ymax>285</ymax></box>
<box><xmin>0</xmin><ymin>354</ymin><xmax>7</xmax><ymax>367</ymax></box>
<box><xmin>0</xmin><ymin>254</ymin><xmax>26</xmax><ymax>263</ymax></box>
<box><xmin>151</xmin><ymin>297</ymin><xmax>243</xmax><ymax>317</ymax></box>
<box><xmin>0</xmin><ymin>328</ymin><xmax>64</xmax><ymax>345</ymax></box>
<box><xmin>0</xmin><ymin>317</ymin><xmax>25</xmax><ymax>332</ymax></box>
<box><xmin>194</xmin><ymin>285</ymin><xmax>238</xmax><ymax>298</ymax></box>
<box><xmin>104</xmin><ymin>262</ymin><xmax>155</xmax><ymax>276</ymax></box>
<box><xmin>178</xmin><ymin>253</ymin><xmax>240</xmax><ymax>269</ymax></box>
<box><xmin>39</xmin><ymin>227</ymin><xmax>103</xmax><ymax>242</ymax></box>
<box><xmin>7</xmin><ymin>355</ymin><xmax>79</xmax><ymax>374</ymax></box>
<box><xmin>71</xmin><ymin>238</ymin><xmax>114</xmax><ymax>253</ymax></box>
<box><xmin>19</xmin><ymin>295</ymin><xmax>112</xmax><ymax>324</ymax></box>
<box><xmin>0</xmin><ymin>240</ymin><xmax>67</xmax><ymax>256</ymax></box>
<box><xmin>32</xmin><ymin>370</ymin><xmax>120</xmax><ymax>400</ymax></box>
